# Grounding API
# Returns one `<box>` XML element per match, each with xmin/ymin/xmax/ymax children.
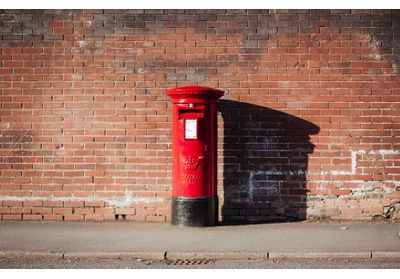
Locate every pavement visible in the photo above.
<box><xmin>0</xmin><ymin>221</ymin><xmax>399</xmax><ymax>260</ymax></box>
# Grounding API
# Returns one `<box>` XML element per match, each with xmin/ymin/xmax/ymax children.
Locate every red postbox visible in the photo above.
<box><xmin>166</xmin><ymin>86</ymin><xmax>224</xmax><ymax>226</ymax></box>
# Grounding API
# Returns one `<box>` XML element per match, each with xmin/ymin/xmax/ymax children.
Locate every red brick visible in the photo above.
<box><xmin>3</xmin><ymin>201</ymin><xmax>23</xmax><ymax>207</ymax></box>
<box><xmin>64</xmin><ymin>201</ymin><xmax>84</xmax><ymax>208</ymax></box>
<box><xmin>2</xmin><ymin>214</ymin><xmax>23</xmax><ymax>220</ymax></box>
<box><xmin>85</xmin><ymin>214</ymin><xmax>115</xmax><ymax>221</ymax></box>
<box><xmin>53</xmin><ymin>208</ymin><xmax>73</xmax><ymax>214</ymax></box>
<box><xmin>23</xmin><ymin>201</ymin><xmax>43</xmax><ymax>207</ymax></box>
<box><xmin>74</xmin><ymin>208</ymin><xmax>94</xmax><ymax>215</ymax></box>
<box><xmin>64</xmin><ymin>214</ymin><xmax>85</xmax><ymax>221</ymax></box>
<box><xmin>32</xmin><ymin>207</ymin><xmax>52</xmax><ymax>214</ymax></box>
<box><xmin>23</xmin><ymin>214</ymin><xmax>43</xmax><ymax>221</ymax></box>
<box><xmin>43</xmin><ymin>201</ymin><xmax>64</xmax><ymax>207</ymax></box>
<box><xmin>85</xmin><ymin>201</ymin><xmax>104</xmax><ymax>207</ymax></box>
<box><xmin>0</xmin><ymin>207</ymin><xmax>11</xmax><ymax>214</ymax></box>
<box><xmin>0</xmin><ymin>9</ymin><xmax>398</xmax><ymax>223</ymax></box>
<box><xmin>43</xmin><ymin>214</ymin><xmax>64</xmax><ymax>221</ymax></box>
<box><xmin>11</xmin><ymin>207</ymin><xmax>31</xmax><ymax>214</ymax></box>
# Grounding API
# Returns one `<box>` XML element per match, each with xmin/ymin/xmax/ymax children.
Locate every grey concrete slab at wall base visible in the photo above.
<box><xmin>0</xmin><ymin>221</ymin><xmax>399</xmax><ymax>260</ymax></box>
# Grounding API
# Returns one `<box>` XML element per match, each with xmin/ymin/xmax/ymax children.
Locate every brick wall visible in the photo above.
<box><xmin>0</xmin><ymin>9</ymin><xmax>399</xmax><ymax>222</ymax></box>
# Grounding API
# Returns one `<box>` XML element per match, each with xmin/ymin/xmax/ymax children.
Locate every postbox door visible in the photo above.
<box><xmin>175</xmin><ymin>105</ymin><xmax>211</xmax><ymax>197</ymax></box>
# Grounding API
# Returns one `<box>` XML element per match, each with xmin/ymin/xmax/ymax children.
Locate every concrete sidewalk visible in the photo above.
<box><xmin>0</xmin><ymin>221</ymin><xmax>399</xmax><ymax>260</ymax></box>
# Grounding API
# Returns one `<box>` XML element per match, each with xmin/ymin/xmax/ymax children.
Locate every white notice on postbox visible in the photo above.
<box><xmin>184</xmin><ymin>119</ymin><xmax>197</xmax><ymax>139</ymax></box>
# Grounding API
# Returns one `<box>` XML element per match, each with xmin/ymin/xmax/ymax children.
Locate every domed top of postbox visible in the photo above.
<box><xmin>166</xmin><ymin>86</ymin><xmax>224</xmax><ymax>100</ymax></box>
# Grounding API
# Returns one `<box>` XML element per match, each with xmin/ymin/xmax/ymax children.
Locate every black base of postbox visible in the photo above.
<box><xmin>171</xmin><ymin>196</ymin><xmax>218</xmax><ymax>227</ymax></box>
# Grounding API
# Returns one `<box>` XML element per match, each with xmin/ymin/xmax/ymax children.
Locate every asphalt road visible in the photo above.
<box><xmin>1</xmin><ymin>257</ymin><xmax>400</xmax><ymax>269</ymax></box>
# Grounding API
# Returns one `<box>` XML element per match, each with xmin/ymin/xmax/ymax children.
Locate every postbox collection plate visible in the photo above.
<box><xmin>184</xmin><ymin>119</ymin><xmax>197</xmax><ymax>139</ymax></box>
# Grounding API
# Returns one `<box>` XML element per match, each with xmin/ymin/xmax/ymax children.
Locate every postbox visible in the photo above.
<box><xmin>166</xmin><ymin>86</ymin><xmax>224</xmax><ymax>227</ymax></box>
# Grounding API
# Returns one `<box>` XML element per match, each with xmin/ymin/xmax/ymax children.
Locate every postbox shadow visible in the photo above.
<box><xmin>218</xmin><ymin>100</ymin><xmax>320</xmax><ymax>224</ymax></box>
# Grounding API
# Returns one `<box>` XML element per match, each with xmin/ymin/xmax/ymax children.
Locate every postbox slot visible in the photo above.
<box><xmin>178</xmin><ymin>109</ymin><xmax>204</xmax><ymax>119</ymax></box>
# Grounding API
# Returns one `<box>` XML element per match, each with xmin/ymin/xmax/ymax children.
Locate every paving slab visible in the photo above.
<box><xmin>0</xmin><ymin>221</ymin><xmax>399</xmax><ymax>259</ymax></box>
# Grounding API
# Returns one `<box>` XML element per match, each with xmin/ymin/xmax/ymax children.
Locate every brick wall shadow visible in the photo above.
<box><xmin>218</xmin><ymin>100</ymin><xmax>320</xmax><ymax>224</ymax></box>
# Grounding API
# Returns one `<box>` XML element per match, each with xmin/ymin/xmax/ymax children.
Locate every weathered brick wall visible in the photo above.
<box><xmin>0</xmin><ymin>9</ymin><xmax>399</xmax><ymax>222</ymax></box>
